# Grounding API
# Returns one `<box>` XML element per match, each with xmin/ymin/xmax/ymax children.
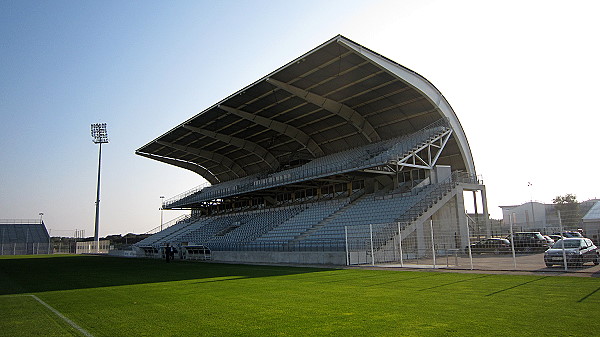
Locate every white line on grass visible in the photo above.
<box><xmin>2</xmin><ymin>294</ymin><xmax>94</xmax><ymax>337</ymax></box>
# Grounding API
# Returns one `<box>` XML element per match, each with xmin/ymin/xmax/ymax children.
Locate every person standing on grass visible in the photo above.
<box><xmin>165</xmin><ymin>243</ymin><xmax>173</xmax><ymax>263</ymax></box>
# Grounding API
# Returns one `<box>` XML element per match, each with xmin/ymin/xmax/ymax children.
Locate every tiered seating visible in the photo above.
<box><xmin>0</xmin><ymin>223</ymin><xmax>49</xmax><ymax>243</ymax></box>
<box><xmin>180</xmin><ymin>215</ymin><xmax>244</xmax><ymax>246</ymax></box>
<box><xmin>135</xmin><ymin>216</ymin><xmax>203</xmax><ymax>247</ymax></box>
<box><xmin>301</xmin><ymin>188</ymin><xmax>434</xmax><ymax>244</ymax></box>
<box><xmin>136</xmin><ymin>177</ymin><xmax>462</xmax><ymax>254</ymax></box>
<box><xmin>209</xmin><ymin>206</ymin><xmax>303</xmax><ymax>248</ymax></box>
<box><xmin>255</xmin><ymin>198</ymin><xmax>349</xmax><ymax>243</ymax></box>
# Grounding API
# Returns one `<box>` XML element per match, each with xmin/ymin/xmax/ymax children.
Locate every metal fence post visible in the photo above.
<box><xmin>344</xmin><ymin>226</ymin><xmax>349</xmax><ymax>266</ymax></box>
<box><xmin>393</xmin><ymin>226</ymin><xmax>398</xmax><ymax>262</ymax></box>
<box><xmin>369</xmin><ymin>224</ymin><xmax>374</xmax><ymax>266</ymax></box>
<box><xmin>397</xmin><ymin>222</ymin><xmax>404</xmax><ymax>267</ymax></box>
<box><xmin>465</xmin><ymin>214</ymin><xmax>473</xmax><ymax>270</ymax></box>
<box><xmin>430</xmin><ymin>220</ymin><xmax>436</xmax><ymax>268</ymax></box>
<box><xmin>558</xmin><ymin>210</ymin><xmax>568</xmax><ymax>272</ymax></box>
<box><xmin>510</xmin><ymin>213</ymin><xmax>517</xmax><ymax>270</ymax></box>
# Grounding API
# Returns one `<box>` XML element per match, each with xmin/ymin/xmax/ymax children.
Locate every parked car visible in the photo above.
<box><xmin>542</xmin><ymin>235</ymin><xmax>555</xmax><ymax>246</ymax></box>
<box><xmin>551</xmin><ymin>231</ymin><xmax>583</xmax><ymax>238</ymax></box>
<box><xmin>465</xmin><ymin>238</ymin><xmax>511</xmax><ymax>254</ymax></box>
<box><xmin>505</xmin><ymin>232</ymin><xmax>549</xmax><ymax>252</ymax></box>
<box><xmin>547</xmin><ymin>234</ymin><xmax>563</xmax><ymax>243</ymax></box>
<box><xmin>544</xmin><ymin>238</ymin><xmax>600</xmax><ymax>267</ymax></box>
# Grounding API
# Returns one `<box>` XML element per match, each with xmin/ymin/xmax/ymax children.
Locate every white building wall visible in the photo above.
<box><xmin>501</xmin><ymin>202</ymin><xmax>547</xmax><ymax>231</ymax></box>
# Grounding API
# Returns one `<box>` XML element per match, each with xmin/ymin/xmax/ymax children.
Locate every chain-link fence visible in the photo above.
<box><xmin>0</xmin><ymin>243</ymin><xmax>52</xmax><ymax>255</ymax></box>
<box><xmin>345</xmin><ymin>218</ymin><xmax>598</xmax><ymax>272</ymax></box>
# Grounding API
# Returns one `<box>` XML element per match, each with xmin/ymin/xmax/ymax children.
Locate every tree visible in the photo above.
<box><xmin>552</xmin><ymin>194</ymin><xmax>580</xmax><ymax>229</ymax></box>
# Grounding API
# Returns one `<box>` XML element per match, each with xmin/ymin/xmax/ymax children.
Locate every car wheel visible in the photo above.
<box><xmin>594</xmin><ymin>255</ymin><xmax>600</xmax><ymax>266</ymax></box>
<box><xmin>545</xmin><ymin>263</ymin><xmax>553</xmax><ymax>268</ymax></box>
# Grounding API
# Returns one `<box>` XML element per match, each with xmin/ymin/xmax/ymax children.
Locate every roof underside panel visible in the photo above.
<box><xmin>137</xmin><ymin>35</ymin><xmax>474</xmax><ymax>183</ymax></box>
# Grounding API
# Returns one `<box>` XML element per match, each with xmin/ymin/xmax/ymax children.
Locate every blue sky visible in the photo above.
<box><xmin>1</xmin><ymin>0</ymin><xmax>599</xmax><ymax>236</ymax></box>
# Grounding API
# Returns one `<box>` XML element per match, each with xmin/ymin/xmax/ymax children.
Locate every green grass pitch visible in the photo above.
<box><xmin>0</xmin><ymin>254</ymin><xmax>598</xmax><ymax>336</ymax></box>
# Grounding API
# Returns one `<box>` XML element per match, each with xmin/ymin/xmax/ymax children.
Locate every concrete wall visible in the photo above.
<box><xmin>212</xmin><ymin>251</ymin><xmax>347</xmax><ymax>265</ymax></box>
<box><xmin>501</xmin><ymin>202</ymin><xmax>547</xmax><ymax>230</ymax></box>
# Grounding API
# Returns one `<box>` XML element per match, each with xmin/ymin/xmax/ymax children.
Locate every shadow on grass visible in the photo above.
<box><xmin>578</xmin><ymin>285</ymin><xmax>600</xmax><ymax>302</ymax></box>
<box><xmin>485</xmin><ymin>276</ymin><xmax>549</xmax><ymax>296</ymax></box>
<box><xmin>418</xmin><ymin>274</ymin><xmax>492</xmax><ymax>291</ymax></box>
<box><xmin>365</xmin><ymin>273</ymin><xmax>440</xmax><ymax>287</ymax></box>
<box><xmin>0</xmin><ymin>255</ymin><xmax>331</xmax><ymax>295</ymax></box>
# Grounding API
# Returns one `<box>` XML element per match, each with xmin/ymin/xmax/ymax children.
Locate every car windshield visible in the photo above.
<box><xmin>552</xmin><ymin>240</ymin><xmax>581</xmax><ymax>249</ymax></box>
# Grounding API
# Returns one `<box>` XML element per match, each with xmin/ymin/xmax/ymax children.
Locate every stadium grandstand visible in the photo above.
<box><xmin>134</xmin><ymin>35</ymin><xmax>488</xmax><ymax>265</ymax></box>
<box><xmin>0</xmin><ymin>219</ymin><xmax>51</xmax><ymax>255</ymax></box>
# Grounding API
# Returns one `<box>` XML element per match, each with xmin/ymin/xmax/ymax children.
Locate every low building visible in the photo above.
<box><xmin>500</xmin><ymin>199</ymin><xmax>599</xmax><ymax>235</ymax></box>
<box><xmin>582</xmin><ymin>201</ymin><xmax>600</xmax><ymax>243</ymax></box>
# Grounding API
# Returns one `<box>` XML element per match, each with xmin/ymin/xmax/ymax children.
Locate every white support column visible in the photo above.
<box><xmin>455</xmin><ymin>186</ymin><xmax>470</xmax><ymax>249</ymax></box>
<box><xmin>480</xmin><ymin>186</ymin><xmax>491</xmax><ymax>237</ymax></box>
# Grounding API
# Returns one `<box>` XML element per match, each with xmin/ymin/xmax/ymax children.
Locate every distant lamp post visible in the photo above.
<box><xmin>39</xmin><ymin>212</ymin><xmax>44</xmax><ymax>223</ymax></box>
<box><xmin>160</xmin><ymin>196</ymin><xmax>165</xmax><ymax>231</ymax></box>
<box><xmin>91</xmin><ymin>123</ymin><xmax>109</xmax><ymax>253</ymax></box>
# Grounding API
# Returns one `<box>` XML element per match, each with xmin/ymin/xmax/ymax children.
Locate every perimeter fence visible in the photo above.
<box><xmin>0</xmin><ymin>242</ymin><xmax>52</xmax><ymax>255</ymax></box>
<box><xmin>345</xmin><ymin>219</ymin><xmax>595</xmax><ymax>272</ymax></box>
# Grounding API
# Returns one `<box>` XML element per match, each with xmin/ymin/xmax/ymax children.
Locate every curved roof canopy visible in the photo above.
<box><xmin>136</xmin><ymin>35</ymin><xmax>475</xmax><ymax>184</ymax></box>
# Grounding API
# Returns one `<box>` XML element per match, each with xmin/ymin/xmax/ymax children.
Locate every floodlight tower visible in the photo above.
<box><xmin>91</xmin><ymin>123</ymin><xmax>109</xmax><ymax>252</ymax></box>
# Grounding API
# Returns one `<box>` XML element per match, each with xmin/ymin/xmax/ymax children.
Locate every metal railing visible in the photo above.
<box><xmin>0</xmin><ymin>219</ymin><xmax>43</xmax><ymax>224</ymax></box>
<box><xmin>395</xmin><ymin>171</ymin><xmax>478</xmax><ymax>224</ymax></box>
<box><xmin>143</xmin><ymin>214</ymin><xmax>193</xmax><ymax>235</ymax></box>
<box><xmin>206</xmin><ymin>239</ymin><xmax>347</xmax><ymax>252</ymax></box>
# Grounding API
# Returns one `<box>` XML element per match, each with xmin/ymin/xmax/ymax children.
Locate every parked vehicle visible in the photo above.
<box><xmin>465</xmin><ymin>238</ymin><xmax>511</xmax><ymax>254</ymax></box>
<box><xmin>551</xmin><ymin>231</ymin><xmax>583</xmax><ymax>238</ymax></box>
<box><xmin>547</xmin><ymin>234</ymin><xmax>563</xmax><ymax>242</ymax></box>
<box><xmin>505</xmin><ymin>232</ymin><xmax>549</xmax><ymax>252</ymax></box>
<box><xmin>543</xmin><ymin>238</ymin><xmax>600</xmax><ymax>267</ymax></box>
<box><xmin>542</xmin><ymin>235</ymin><xmax>555</xmax><ymax>246</ymax></box>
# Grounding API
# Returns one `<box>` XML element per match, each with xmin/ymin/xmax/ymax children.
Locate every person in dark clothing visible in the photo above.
<box><xmin>165</xmin><ymin>244</ymin><xmax>173</xmax><ymax>263</ymax></box>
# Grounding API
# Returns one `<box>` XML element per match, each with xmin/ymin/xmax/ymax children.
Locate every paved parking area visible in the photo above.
<box><xmin>373</xmin><ymin>253</ymin><xmax>600</xmax><ymax>277</ymax></box>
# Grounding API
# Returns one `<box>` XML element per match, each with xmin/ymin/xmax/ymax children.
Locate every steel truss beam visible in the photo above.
<box><xmin>218</xmin><ymin>104</ymin><xmax>324</xmax><ymax>157</ymax></box>
<box><xmin>266</xmin><ymin>78</ymin><xmax>381</xmax><ymax>142</ymax></box>
<box><xmin>396</xmin><ymin>128</ymin><xmax>453</xmax><ymax>170</ymax></box>
<box><xmin>182</xmin><ymin>125</ymin><xmax>280</xmax><ymax>171</ymax></box>
<box><xmin>156</xmin><ymin>140</ymin><xmax>246</xmax><ymax>178</ymax></box>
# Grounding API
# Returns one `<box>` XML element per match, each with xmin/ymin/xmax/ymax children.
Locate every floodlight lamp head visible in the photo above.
<box><xmin>91</xmin><ymin>123</ymin><xmax>109</xmax><ymax>144</ymax></box>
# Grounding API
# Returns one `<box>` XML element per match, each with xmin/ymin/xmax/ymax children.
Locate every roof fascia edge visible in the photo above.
<box><xmin>336</xmin><ymin>36</ymin><xmax>476</xmax><ymax>175</ymax></box>
<box><xmin>135</xmin><ymin>151</ymin><xmax>219</xmax><ymax>184</ymax></box>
